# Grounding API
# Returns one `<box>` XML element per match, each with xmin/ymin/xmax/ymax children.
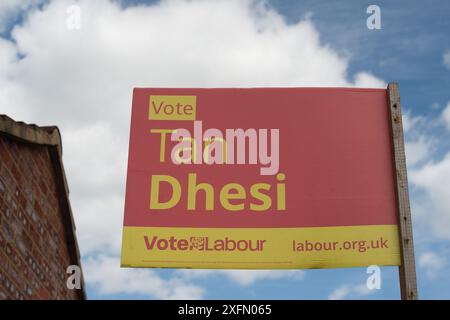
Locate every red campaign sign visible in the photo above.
<box><xmin>121</xmin><ymin>87</ymin><xmax>401</xmax><ymax>269</ymax></box>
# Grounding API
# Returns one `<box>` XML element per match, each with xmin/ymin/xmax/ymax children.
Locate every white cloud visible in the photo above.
<box><xmin>84</xmin><ymin>258</ymin><xmax>305</xmax><ymax>299</ymax></box>
<box><xmin>0</xmin><ymin>0</ymin><xmax>386</xmax><ymax>298</ymax></box>
<box><xmin>403</xmin><ymin>112</ymin><xmax>422</xmax><ymax>134</ymax></box>
<box><xmin>1</xmin><ymin>0</ymin><xmax>448</xmax><ymax>301</ymax></box>
<box><xmin>405</xmin><ymin>136</ymin><xmax>433</xmax><ymax>167</ymax></box>
<box><xmin>410</xmin><ymin>152</ymin><xmax>450</xmax><ymax>239</ymax></box>
<box><xmin>177</xmin><ymin>269</ymin><xmax>305</xmax><ymax>287</ymax></box>
<box><xmin>63</xmin><ymin>123</ymin><xmax>127</xmax><ymax>254</ymax></box>
<box><xmin>84</xmin><ymin>255</ymin><xmax>205</xmax><ymax>299</ymax></box>
<box><xmin>329</xmin><ymin>284</ymin><xmax>351</xmax><ymax>300</ymax></box>
<box><xmin>0</xmin><ymin>38</ymin><xmax>17</xmax><ymax>68</ymax></box>
<box><xmin>0</xmin><ymin>0</ymin><xmax>44</xmax><ymax>33</ymax></box>
<box><xmin>405</xmin><ymin>104</ymin><xmax>450</xmax><ymax>243</ymax></box>
<box><xmin>0</xmin><ymin>0</ymin><xmax>385</xmax><ymax>256</ymax></box>
<box><xmin>444</xmin><ymin>51</ymin><xmax>450</xmax><ymax>70</ymax></box>
<box><xmin>402</xmin><ymin>112</ymin><xmax>434</xmax><ymax>167</ymax></box>
<box><xmin>443</xmin><ymin>101</ymin><xmax>450</xmax><ymax>130</ymax></box>
<box><xmin>1</xmin><ymin>0</ymin><xmax>449</xmax><ymax>301</ymax></box>
<box><xmin>419</xmin><ymin>251</ymin><xmax>446</xmax><ymax>279</ymax></box>
<box><xmin>328</xmin><ymin>283</ymin><xmax>374</xmax><ymax>300</ymax></box>
<box><xmin>353</xmin><ymin>71</ymin><xmax>386</xmax><ymax>88</ymax></box>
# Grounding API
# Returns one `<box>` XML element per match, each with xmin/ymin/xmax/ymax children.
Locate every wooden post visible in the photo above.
<box><xmin>387</xmin><ymin>82</ymin><xmax>418</xmax><ymax>300</ymax></box>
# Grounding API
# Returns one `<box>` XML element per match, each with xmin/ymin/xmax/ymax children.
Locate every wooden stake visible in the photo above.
<box><xmin>387</xmin><ymin>82</ymin><xmax>418</xmax><ymax>300</ymax></box>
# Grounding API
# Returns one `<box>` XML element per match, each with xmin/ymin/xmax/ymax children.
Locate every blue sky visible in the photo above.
<box><xmin>1</xmin><ymin>0</ymin><xmax>449</xmax><ymax>300</ymax></box>
<box><xmin>274</xmin><ymin>0</ymin><xmax>450</xmax><ymax>113</ymax></box>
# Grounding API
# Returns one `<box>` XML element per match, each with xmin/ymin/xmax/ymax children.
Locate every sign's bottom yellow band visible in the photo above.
<box><xmin>121</xmin><ymin>225</ymin><xmax>401</xmax><ymax>269</ymax></box>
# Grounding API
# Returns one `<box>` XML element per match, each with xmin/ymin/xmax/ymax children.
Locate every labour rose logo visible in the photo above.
<box><xmin>189</xmin><ymin>237</ymin><xmax>207</xmax><ymax>251</ymax></box>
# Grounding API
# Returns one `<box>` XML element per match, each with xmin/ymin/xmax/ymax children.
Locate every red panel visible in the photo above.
<box><xmin>123</xmin><ymin>88</ymin><xmax>398</xmax><ymax>228</ymax></box>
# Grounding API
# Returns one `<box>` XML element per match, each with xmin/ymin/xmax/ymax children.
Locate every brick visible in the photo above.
<box><xmin>0</xmin><ymin>135</ymin><xmax>82</xmax><ymax>300</ymax></box>
<box><xmin>1</xmin><ymin>222</ymin><xmax>15</xmax><ymax>243</ymax></box>
<box><xmin>7</xmin><ymin>266</ymin><xmax>23</xmax><ymax>291</ymax></box>
<box><xmin>28</xmin><ymin>224</ymin><xmax>41</xmax><ymax>246</ymax></box>
<box><xmin>0</xmin><ymin>178</ymin><xmax>5</xmax><ymax>195</ymax></box>
<box><xmin>33</xmin><ymin>200</ymin><xmax>43</xmax><ymax>221</ymax></box>
<box><xmin>11</xmin><ymin>165</ymin><xmax>23</xmax><ymax>188</ymax></box>
<box><xmin>0</xmin><ymin>145</ymin><xmax>14</xmax><ymax>170</ymax></box>
<box><xmin>16</xmin><ymin>187</ymin><xmax>28</xmax><ymax>210</ymax></box>
<box><xmin>15</xmin><ymin>236</ymin><xmax>30</xmax><ymax>257</ymax></box>
<box><xmin>16</xmin><ymin>231</ymin><xmax>33</xmax><ymax>257</ymax></box>
<box><xmin>21</xmin><ymin>265</ymin><xmax>32</xmax><ymax>283</ymax></box>
<box><xmin>10</xmin><ymin>216</ymin><xmax>24</xmax><ymax>236</ymax></box>
<box><xmin>25</xmin><ymin>285</ymin><xmax>33</xmax><ymax>297</ymax></box>
<box><xmin>0</xmin><ymin>249</ymin><xmax>9</xmax><ymax>271</ymax></box>
<box><xmin>0</xmin><ymin>224</ymin><xmax>5</xmax><ymax>248</ymax></box>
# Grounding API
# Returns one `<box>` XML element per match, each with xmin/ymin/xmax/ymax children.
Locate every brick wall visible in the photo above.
<box><xmin>0</xmin><ymin>135</ymin><xmax>79</xmax><ymax>300</ymax></box>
